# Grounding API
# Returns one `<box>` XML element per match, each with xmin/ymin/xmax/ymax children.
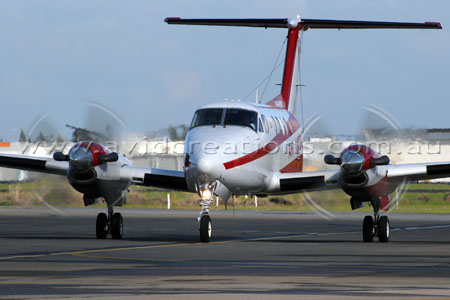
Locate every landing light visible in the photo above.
<box><xmin>200</xmin><ymin>188</ymin><xmax>212</xmax><ymax>200</ymax></box>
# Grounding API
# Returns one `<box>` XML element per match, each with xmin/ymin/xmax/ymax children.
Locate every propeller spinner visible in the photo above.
<box><xmin>325</xmin><ymin>145</ymin><xmax>390</xmax><ymax>188</ymax></box>
<box><xmin>53</xmin><ymin>142</ymin><xmax>119</xmax><ymax>171</ymax></box>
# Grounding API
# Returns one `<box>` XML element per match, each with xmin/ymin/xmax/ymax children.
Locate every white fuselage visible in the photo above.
<box><xmin>184</xmin><ymin>100</ymin><xmax>303</xmax><ymax>195</ymax></box>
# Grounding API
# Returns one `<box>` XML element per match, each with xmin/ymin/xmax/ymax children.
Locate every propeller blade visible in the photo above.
<box><xmin>98</xmin><ymin>152</ymin><xmax>119</xmax><ymax>163</ymax></box>
<box><xmin>53</xmin><ymin>151</ymin><xmax>69</xmax><ymax>161</ymax></box>
<box><xmin>324</xmin><ymin>154</ymin><xmax>341</xmax><ymax>165</ymax></box>
<box><xmin>370</xmin><ymin>155</ymin><xmax>390</xmax><ymax>167</ymax></box>
<box><xmin>82</xmin><ymin>101</ymin><xmax>126</xmax><ymax>143</ymax></box>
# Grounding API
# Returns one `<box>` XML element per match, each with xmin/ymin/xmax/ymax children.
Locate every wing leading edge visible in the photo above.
<box><xmin>384</xmin><ymin>162</ymin><xmax>450</xmax><ymax>182</ymax></box>
<box><xmin>0</xmin><ymin>153</ymin><xmax>68</xmax><ymax>176</ymax></box>
<box><xmin>275</xmin><ymin>161</ymin><xmax>450</xmax><ymax>195</ymax></box>
<box><xmin>275</xmin><ymin>169</ymin><xmax>341</xmax><ymax>194</ymax></box>
<box><xmin>120</xmin><ymin>165</ymin><xmax>188</xmax><ymax>191</ymax></box>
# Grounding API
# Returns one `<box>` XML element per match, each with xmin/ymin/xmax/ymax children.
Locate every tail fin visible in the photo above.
<box><xmin>266</xmin><ymin>24</ymin><xmax>302</xmax><ymax>113</ymax></box>
<box><xmin>165</xmin><ymin>17</ymin><xmax>442</xmax><ymax>113</ymax></box>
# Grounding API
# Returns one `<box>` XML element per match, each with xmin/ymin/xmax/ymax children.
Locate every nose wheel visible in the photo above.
<box><xmin>199</xmin><ymin>214</ymin><xmax>212</xmax><ymax>243</ymax></box>
<box><xmin>196</xmin><ymin>182</ymin><xmax>217</xmax><ymax>243</ymax></box>
<box><xmin>96</xmin><ymin>207</ymin><xmax>123</xmax><ymax>239</ymax></box>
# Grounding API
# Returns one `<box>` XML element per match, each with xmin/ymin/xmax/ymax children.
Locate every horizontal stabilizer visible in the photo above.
<box><xmin>302</xmin><ymin>19</ymin><xmax>442</xmax><ymax>30</ymax></box>
<box><xmin>165</xmin><ymin>17</ymin><xmax>442</xmax><ymax>30</ymax></box>
<box><xmin>165</xmin><ymin>18</ymin><xmax>289</xmax><ymax>28</ymax></box>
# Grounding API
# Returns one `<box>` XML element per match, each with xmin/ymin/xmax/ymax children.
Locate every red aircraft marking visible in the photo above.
<box><xmin>223</xmin><ymin>116</ymin><xmax>301</xmax><ymax>170</ymax></box>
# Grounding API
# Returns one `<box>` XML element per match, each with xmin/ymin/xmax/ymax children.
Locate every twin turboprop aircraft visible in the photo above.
<box><xmin>0</xmin><ymin>16</ymin><xmax>446</xmax><ymax>243</ymax></box>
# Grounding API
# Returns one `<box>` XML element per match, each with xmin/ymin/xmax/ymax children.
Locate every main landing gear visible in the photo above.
<box><xmin>96</xmin><ymin>206</ymin><xmax>123</xmax><ymax>239</ymax></box>
<box><xmin>362</xmin><ymin>197</ymin><xmax>389</xmax><ymax>243</ymax></box>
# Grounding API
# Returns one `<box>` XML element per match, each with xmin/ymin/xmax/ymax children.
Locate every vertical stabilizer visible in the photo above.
<box><xmin>266</xmin><ymin>18</ymin><xmax>302</xmax><ymax>113</ymax></box>
<box><xmin>281</xmin><ymin>25</ymin><xmax>302</xmax><ymax>113</ymax></box>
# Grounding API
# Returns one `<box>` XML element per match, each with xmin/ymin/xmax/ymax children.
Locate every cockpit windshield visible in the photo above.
<box><xmin>190</xmin><ymin>108</ymin><xmax>223</xmax><ymax>129</ymax></box>
<box><xmin>224</xmin><ymin>109</ymin><xmax>257</xmax><ymax>131</ymax></box>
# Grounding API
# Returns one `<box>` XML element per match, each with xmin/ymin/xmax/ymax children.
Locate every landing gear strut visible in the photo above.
<box><xmin>96</xmin><ymin>206</ymin><xmax>123</xmax><ymax>239</ymax></box>
<box><xmin>198</xmin><ymin>200</ymin><xmax>212</xmax><ymax>243</ymax></box>
<box><xmin>197</xmin><ymin>183</ymin><xmax>215</xmax><ymax>243</ymax></box>
<box><xmin>362</xmin><ymin>197</ymin><xmax>389</xmax><ymax>243</ymax></box>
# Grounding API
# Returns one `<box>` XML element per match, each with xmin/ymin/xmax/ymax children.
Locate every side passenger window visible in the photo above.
<box><xmin>272</xmin><ymin>117</ymin><xmax>278</xmax><ymax>133</ymax></box>
<box><xmin>261</xmin><ymin>115</ymin><xmax>269</xmax><ymax>133</ymax></box>
<box><xmin>275</xmin><ymin>117</ymin><xmax>283</xmax><ymax>135</ymax></box>
<box><xmin>287</xmin><ymin>120</ymin><xmax>293</xmax><ymax>134</ymax></box>
<box><xmin>282</xmin><ymin>118</ymin><xmax>289</xmax><ymax>135</ymax></box>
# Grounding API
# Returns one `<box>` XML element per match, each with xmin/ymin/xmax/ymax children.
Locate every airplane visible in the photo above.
<box><xmin>0</xmin><ymin>16</ymin><xmax>445</xmax><ymax>243</ymax></box>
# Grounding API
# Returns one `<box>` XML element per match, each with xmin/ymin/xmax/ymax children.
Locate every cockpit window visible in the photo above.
<box><xmin>224</xmin><ymin>109</ymin><xmax>257</xmax><ymax>131</ymax></box>
<box><xmin>190</xmin><ymin>108</ymin><xmax>223</xmax><ymax>129</ymax></box>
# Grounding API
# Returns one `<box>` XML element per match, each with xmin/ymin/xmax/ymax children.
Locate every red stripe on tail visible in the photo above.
<box><xmin>280</xmin><ymin>26</ymin><xmax>300</xmax><ymax>109</ymax></box>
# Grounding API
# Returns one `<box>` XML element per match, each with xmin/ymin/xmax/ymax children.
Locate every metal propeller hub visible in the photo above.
<box><xmin>341</xmin><ymin>150</ymin><xmax>365</xmax><ymax>175</ymax></box>
<box><xmin>69</xmin><ymin>147</ymin><xmax>93</xmax><ymax>171</ymax></box>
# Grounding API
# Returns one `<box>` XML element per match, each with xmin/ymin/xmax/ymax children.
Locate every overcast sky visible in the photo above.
<box><xmin>0</xmin><ymin>0</ymin><xmax>449</xmax><ymax>141</ymax></box>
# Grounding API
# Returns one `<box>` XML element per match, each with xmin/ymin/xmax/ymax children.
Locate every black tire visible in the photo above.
<box><xmin>378</xmin><ymin>216</ymin><xmax>390</xmax><ymax>243</ymax></box>
<box><xmin>96</xmin><ymin>212</ymin><xmax>108</xmax><ymax>239</ymax></box>
<box><xmin>363</xmin><ymin>215</ymin><xmax>374</xmax><ymax>242</ymax></box>
<box><xmin>199</xmin><ymin>215</ymin><xmax>212</xmax><ymax>243</ymax></box>
<box><xmin>111</xmin><ymin>212</ymin><xmax>123</xmax><ymax>239</ymax></box>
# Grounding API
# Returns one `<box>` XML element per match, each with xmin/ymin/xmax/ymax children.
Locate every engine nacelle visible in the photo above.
<box><xmin>55</xmin><ymin>141</ymin><xmax>124</xmax><ymax>207</ymax></box>
<box><xmin>325</xmin><ymin>144</ymin><xmax>396</xmax><ymax>211</ymax></box>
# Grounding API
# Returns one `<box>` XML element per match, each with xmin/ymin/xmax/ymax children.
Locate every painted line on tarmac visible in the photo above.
<box><xmin>1</xmin><ymin>223</ymin><xmax>450</xmax><ymax>261</ymax></box>
<box><xmin>0</xmin><ymin>254</ymin><xmax>47</xmax><ymax>260</ymax></box>
<box><xmin>402</xmin><ymin>224</ymin><xmax>450</xmax><ymax>230</ymax></box>
<box><xmin>0</xmin><ymin>230</ymin><xmax>356</xmax><ymax>261</ymax></box>
<box><xmin>0</xmin><ymin>242</ymin><xmax>194</xmax><ymax>261</ymax></box>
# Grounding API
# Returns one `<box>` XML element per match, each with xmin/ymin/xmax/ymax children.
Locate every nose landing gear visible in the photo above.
<box><xmin>197</xmin><ymin>182</ymin><xmax>216</xmax><ymax>243</ymax></box>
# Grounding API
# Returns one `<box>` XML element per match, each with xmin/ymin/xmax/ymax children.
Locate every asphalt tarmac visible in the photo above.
<box><xmin>0</xmin><ymin>207</ymin><xmax>450</xmax><ymax>299</ymax></box>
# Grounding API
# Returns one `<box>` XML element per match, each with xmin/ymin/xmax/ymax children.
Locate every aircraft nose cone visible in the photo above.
<box><xmin>197</xmin><ymin>157</ymin><xmax>214</xmax><ymax>174</ymax></box>
<box><xmin>188</xmin><ymin>153</ymin><xmax>223</xmax><ymax>182</ymax></box>
<box><xmin>69</xmin><ymin>147</ymin><xmax>93</xmax><ymax>171</ymax></box>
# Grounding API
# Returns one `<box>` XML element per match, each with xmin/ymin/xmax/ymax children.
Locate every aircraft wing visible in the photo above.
<box><xmin>0</xmin><ymin>152</ymin><xmax>189</xmax><ymax>191</ymax></box>
<box><xmin>0</xmin><ymin>153</ymin><xmax>68</xmax><ymax>176</ymax></box>
<box><xmin>276</xmin><ymin>169</ymin><xmax>341</xmax><ymax>193</ymax></box>
<box><xmin>276</xmin><ymin>161</ymin><xmax>450</xmax><ymax>194</ymax></box>
<box><xmin>380</xmin><ymin>162</ymin><xmax>450</xmax><ymax>183</ymax></box>
<box><xmin>120</xmin><ymin>165</ymin><xmax>189</xmax><ymax>191</ymax></box>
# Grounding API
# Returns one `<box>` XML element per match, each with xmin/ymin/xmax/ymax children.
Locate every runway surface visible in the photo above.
<box><xmin>0</xmin><ymin>207</ymin><xmax>450</xmax><ymax>299</ymax></box>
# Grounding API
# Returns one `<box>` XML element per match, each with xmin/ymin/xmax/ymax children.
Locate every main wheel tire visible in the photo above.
<box><xmin>378</xmin><ymin>216</ymin><xmax>390</xmax><ymax>243</ymax></box>
<box><xmin>96</xmin><ymin>212</ymin><xmax>108</xmax><ymax>239</ymax></box>
<box><xmin>199</xmin><ymin>215</ymin><xmax>212</xmax><ymax>243</ymax></box>
<box><xmin>111</xmin><ymin>212</ymin><xmax>123</xmax><ymax>239</ymax></box>
<box><xmin>363</xmin><ymin>215</ymin><xmax>374</xmax><ymax>242</ymax></box>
